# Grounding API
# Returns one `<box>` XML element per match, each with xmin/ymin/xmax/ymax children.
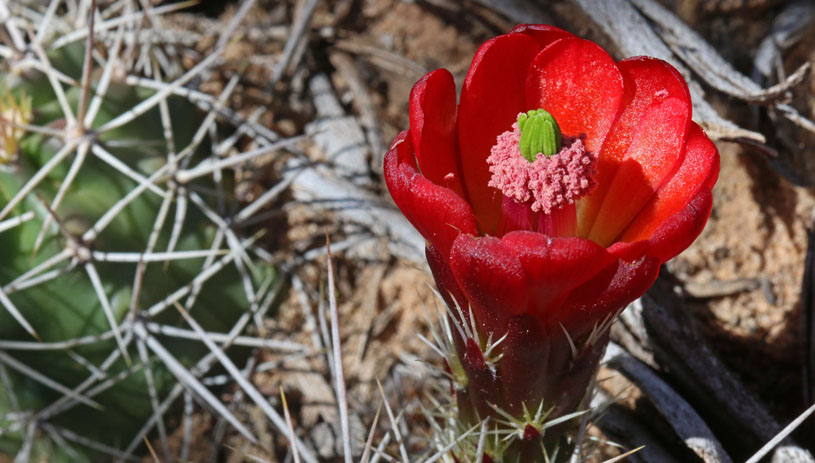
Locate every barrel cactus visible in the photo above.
<box><xmin>0</xmin><ymin>15</ymin><xmax>281</xmax><ymax>463</ymax></box>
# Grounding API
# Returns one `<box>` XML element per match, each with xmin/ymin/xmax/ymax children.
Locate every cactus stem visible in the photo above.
<box><xmin>0</xmin><ymin>4</ymin><xmax>322</xmax><ymax>462</ymax></box>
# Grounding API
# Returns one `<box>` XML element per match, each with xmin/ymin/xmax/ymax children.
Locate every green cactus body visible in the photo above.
<box><xmin>0</xmin><ymin>43</ymin><xmax>275</xmax><ymax>461</ymax></box>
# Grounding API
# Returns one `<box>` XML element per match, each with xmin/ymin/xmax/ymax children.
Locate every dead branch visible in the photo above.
<box><xmin>614</xmin><ymin>280</ymin><xmax>815</xmax><ymax>463</ymax></box>
<box><xmin>604</xmin><ymin>342</ymin><xmax>732</xmax><ymax>463</ymax></box>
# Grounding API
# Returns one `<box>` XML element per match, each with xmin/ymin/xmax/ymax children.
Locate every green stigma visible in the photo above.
<box><xmin>517</xmin><ymin>109</ymin><xmax>562</xmax><ymax>162</ymax></box>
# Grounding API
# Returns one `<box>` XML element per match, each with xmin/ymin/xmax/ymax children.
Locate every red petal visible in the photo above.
<box><xmin>510</xmin><ymin>24</ymin><xmax>574</xmax><ymax>48</ymax></box>
<box><xmin>383</xmin><ymin>131</ymin><xmax>413</xmax><ymax>218</ymax></box>
<box><xmin>645</xmin><ymin>188</ymin><xmax>713</xmax><ymax>262</ymax></box>
<box><xmin>525</xmin><ymin>37</ymin><xmax>624</xmax><ymax>153</ymax></box>
<box><xmin>556</xmin><ymin>255</ymin><xmax>661</xmax><ymax>335</ymax></box>
<box><xmin>578</xmin><ymin>57</ymin><xmax>691</xmax><ymax>238</ymax></box>
<box><xmin>587</xmin><ymin>97</ymin><xmax>690</xmax><ymax>246</ymax></box>
<box><xmin>449</xmin><ymin>234</ymin><xmax>530</xmax><ymax>335</ymax></box>
<box><xmin>409</xmin><ymin>69</ymin><xmax>466</xmax><ymax>197</ymax></box>
<box><xmin>384</xmin><ymin>131</ymin><xmax>478</xmax><ymax>259</ymax></box>
<box><xmin>621</xmin><ymin>122</ymin><xmax>719</xmax><ymax>243</ymax></box>
<box><xmin>501</xmin><ymin>232</ymin><xmax>615</xmax><ymax>320</ymax></box>
<box><xmin>607</xmin><ymin>240</ymin><xmax>649</xmax><ymax>262</ymax></box>
<box><xmin>458</xmin><ymin>33</ymin><xmax>541</xmax><ymax>235</ymax></box>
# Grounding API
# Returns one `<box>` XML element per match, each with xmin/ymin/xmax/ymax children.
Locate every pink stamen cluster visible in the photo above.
<box><xmin>487</xmin><ymin>122</ymin><xmax>597</xmax><ymax>214</ymax></box>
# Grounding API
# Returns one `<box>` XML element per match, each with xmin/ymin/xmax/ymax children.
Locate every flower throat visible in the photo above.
<box><xmin>486</xmin><ymin>110</ymin><xmax>598</xmax><ymax>237</ymax></box>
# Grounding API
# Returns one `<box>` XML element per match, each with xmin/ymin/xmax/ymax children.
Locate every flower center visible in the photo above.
<box><xmin>486</xmin><ymin>110</ymin><xmax>598</xmax><ymax>236</ymax></box>
<box><xmin>487</xmin><ymin>111</ymin><xmax>597</xmax><ymax>214</ymax></box>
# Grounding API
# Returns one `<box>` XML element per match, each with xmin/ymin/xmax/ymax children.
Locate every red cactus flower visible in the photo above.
<box><xmin>384</xmin><ymin>23</ymin><xmax>719</xmax><ymax>458</ymax></box>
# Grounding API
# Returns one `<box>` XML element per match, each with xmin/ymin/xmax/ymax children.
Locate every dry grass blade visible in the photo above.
<box><xmin>369</xmin><ymin>431</ymin><xmax>393</xmax><ymax>463</ymax></box>
<box><xmin>142</xmin><ymin>435</ymin><xmax>161</xmax><ymax>463</ymax></box>
<box><xmin>602</xmin><ymin>445</ymin><xmax>645</xmax><ymax>463</ymax></box>
<box><xmin>271</xmin><ymin>0</ymin><xmax>319</xmax><ymax>84</ymax></box>
<box><xmin>360</xmin><ymin>401</ymin><xmax>383</xmax><ymax>463</ymax></box>
<box><xmin>745</xmin><ymin>401</ymin><xmax>815</xmax><ymax>463</ymax></box>
<box><xmin>215</xmin><ymin>0</ymin><xmax>257</xmax><ymax>50</ymax></box>
<box><xmin>281</xmin><ymin>387</ymin><xmax>302</xmax><ymax>463</ymax></box>
<box><xmin>326</xmin><ymin>234</ymin><xmax>355</xmax><ymax>463</ymax></box>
